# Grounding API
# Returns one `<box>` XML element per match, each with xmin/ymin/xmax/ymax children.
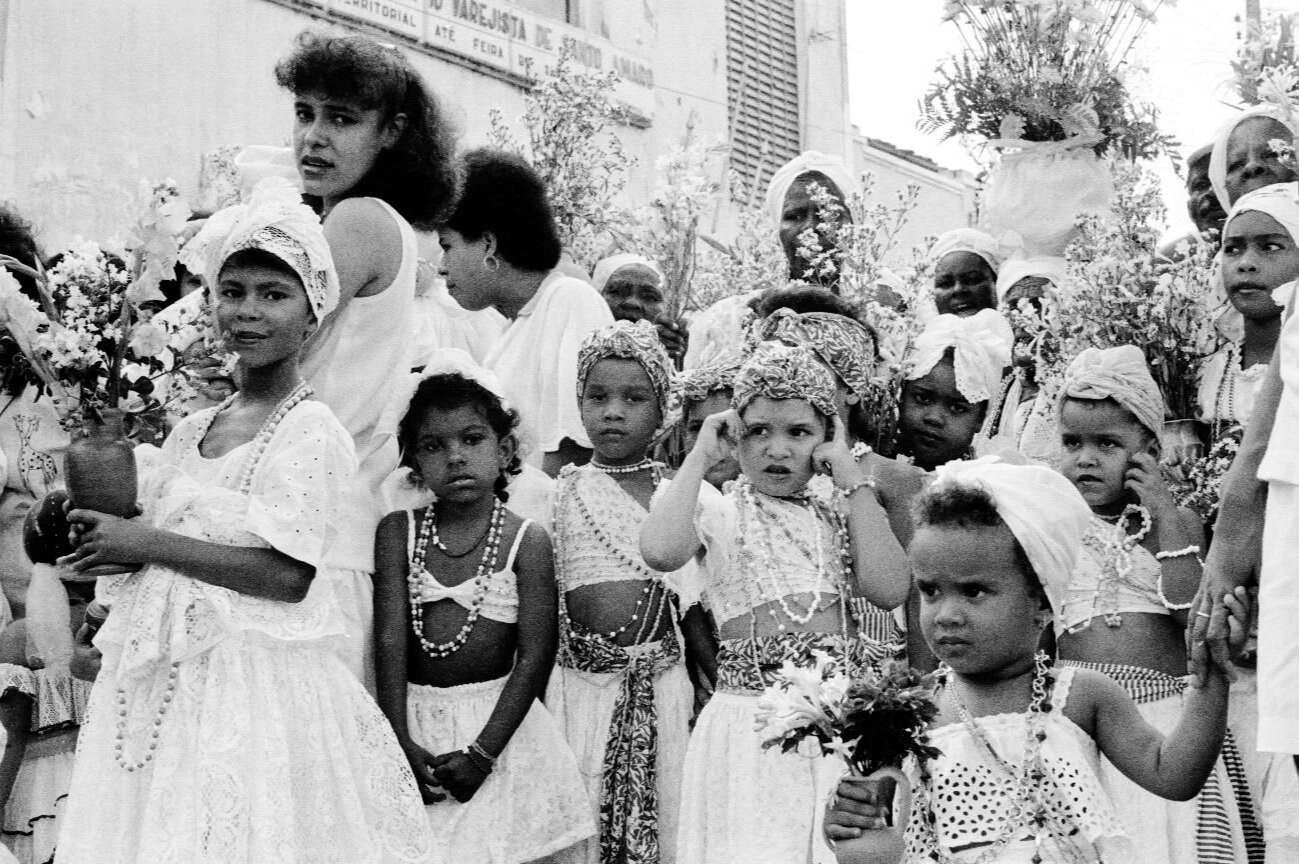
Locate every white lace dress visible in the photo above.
<box><xmin>55</xmin><ymin>402</ymin><xmax>433</xmax><ymax>863</ymax></box>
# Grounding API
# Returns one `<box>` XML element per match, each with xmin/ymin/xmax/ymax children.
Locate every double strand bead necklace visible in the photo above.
<box><xmin>115</xmin><ymin>380</ymin><xmax>314</xmax><ymax>772</ymax></box>
<box><xmin>407</xmin><ymin>498</ymin><xmax>506</xmax><ymax>659</ymax></box>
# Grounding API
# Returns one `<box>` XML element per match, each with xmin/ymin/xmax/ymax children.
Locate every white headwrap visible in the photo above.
<box><xmin>929</xmin><ymin>228</ymin><xmax>1007</xmax><ymax>274</ymax></box>
<box><xmin>906</xmin><ymin>309</ymin><xmax>1013</xmax><ymax>404</ymax></box>
<box><xmin>931</xmin><ymin>456</ymin><xmax>1092</xmax><ymax>615</ymax></box>
<box><xmin>1208</xmin><ymin>107</ymin><xmax>1299</xmax><ymax>212</ymax></box>
<box><xmin>1210</xmin><ymin>182</ymin><xmax>1299</xmax><ymax>341</ymax></box>
<box><xmin>995</xmin><ymin>256</ymin><xmax>1068</xmax><ymax>304</ymax></box>
<box><xmin>591</xmin><ymin>253</ymin><xmax>665</xmax><ymax>293</ymax></box>
<box><xmin>180</xmin><ymin>177</ymin><xmax>339</xmax><ymax>322</ymax></box>
<box><xmin>764</xmin><ymin>151</ymin><xmax>857</xmax><ymax>228</ymax></box>
<box><xmin>1058</xmin><ymin>346</ymin><xmax>1165</xmax><ymax>441</ymax></box>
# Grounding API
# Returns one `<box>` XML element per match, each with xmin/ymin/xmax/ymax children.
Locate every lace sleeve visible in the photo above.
<box><xmin>244</xmin><ymin>402</ymin><xmax>357</xmax><ymax>567</ymax></box>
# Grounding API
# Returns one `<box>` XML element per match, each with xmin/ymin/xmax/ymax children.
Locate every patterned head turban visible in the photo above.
<box><xmin>677</xmin><ymin>352</ymin><xmax>744</xmax><ymax>404</ymax></box>
<box><xmin>577</xmin><ymin>320</ymin><xmax>677</xmax><ymax>422</ymax></box>
<box><xmin>732</xmin><ymin>340</ymin><xmax>838</xmax><ymax>418</ymax></box>
<box><xmin>751</xmin><ymin>307</ymin><xmax>877</xmax><ymax>400</ymax></box>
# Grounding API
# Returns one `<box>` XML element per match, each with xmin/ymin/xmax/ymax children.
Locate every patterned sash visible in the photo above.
<box><xmin>715</xmin><ymin>631</ymin><xmax>894</xmax><ymax>694</ymax></box>
<box><xmin>1062</xmin><ymin>660</ymin><xmax>1263</xmax><ymax>864</ymax></box>
<box><xmin>562</xmin><ymin>625</ymin><xmax>681</xmax><ymax>864</ymax></box>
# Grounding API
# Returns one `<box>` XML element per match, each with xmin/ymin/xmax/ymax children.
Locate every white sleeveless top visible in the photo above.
<box><xmin>300</xmin><ymin>197</ymin><xmax>418</xmax><ymax>492</ymax></box>
<box><xmin>300</xmin><ymin>198</ymin><xmax>417</xmax><ymax>571</ymax></box>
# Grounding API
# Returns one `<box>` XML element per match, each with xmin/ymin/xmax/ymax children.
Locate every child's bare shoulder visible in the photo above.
<box><xmin>1059</xmin><ymin>666</ymin><xmax>1132</xmax><ymax>734</ymax></box>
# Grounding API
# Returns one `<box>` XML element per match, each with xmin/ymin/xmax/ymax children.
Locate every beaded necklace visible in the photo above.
<box><xmin>918</xmin><ymin>653</ymin><xmax>1088</xmax><ymax>864</ymax></box>
<box><xmin>1071</xmin><ymin>504</ymin><xmax>1153</xmax><ymax>632</ymax></box>
<box><xmin>734</xmin><ymin>480</ymin><xmax>855</xmax><ymax>684</ymax></box>
<box><xmin>554</xmin><ymin>464</ymin><xmax>670</xmax><ymax>645</ymax></box>
<box><xmin>407</xmin><ymin>498</ymin><xmax>506</xmax><ymax>659</ymax></box>
<box><xmin>114</xmin><ymin>379</ymin><xmax>314</xmax><ymax>772</ymax></box>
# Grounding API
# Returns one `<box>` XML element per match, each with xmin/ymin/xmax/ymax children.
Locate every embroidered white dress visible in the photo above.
<box><xmin>55</xmin><ymin>401</ymin><xmax>433</xmax><ymax>863</ymax></box>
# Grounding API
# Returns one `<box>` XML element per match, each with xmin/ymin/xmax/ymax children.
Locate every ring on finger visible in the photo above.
<box><xmin>1195</xmin><ymin>611</ymin><xmax>1212</xmax><ymax>618</ymax></box>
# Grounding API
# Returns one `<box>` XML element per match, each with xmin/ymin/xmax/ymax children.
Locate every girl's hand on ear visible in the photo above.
<box><xmin>690</xmin><ymin>409</ymin><xmax>739</xmax><ymax>471</ymax></box>
<box><xmin>1124</xmin><ymin>452</ymin><xmax>1177</xmax><ymax>521</ymax></box>
<box><xmin>814</xmin><ymin>413</ymin><xmax>867</xmax><ymax>490</ymax></box>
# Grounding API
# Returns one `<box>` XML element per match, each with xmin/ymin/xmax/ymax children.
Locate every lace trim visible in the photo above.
<box><xmin>0</xmin><ymin>663</ymin><xmax>36</xmax><ymax>700</ymax></box>
<box><xmin>29</xmin><ymin>667</ymin><xmax>91</xmax><ymax>734</ymax></box>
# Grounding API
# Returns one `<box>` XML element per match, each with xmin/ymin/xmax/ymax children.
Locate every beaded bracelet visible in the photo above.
<box><xmin>1154</xmin><ymin>545</ymin><xmax>1201</xmax><ymax>561</ymax></box>
<box><xmin>465</xmin><ymin>741</ymin><xmax>496</xmax><ymax>774</ymax></box>
<box><xmin>838</xmin><ymin>477</ymin><xmax>877</xmax><ymax>499</ymax></box>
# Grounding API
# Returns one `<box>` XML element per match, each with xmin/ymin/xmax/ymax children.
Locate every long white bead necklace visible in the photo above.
<box><xmin>114</xmin><ymin>379</ymin><xmax>314</xmax><ymax>772</ymax></box>
<box><xmin>407</xmin><ymin>498</ymin><xmax>506</xmax><ymax>659</ymax></box>
<box><xmin>1073</xmin><ymin>504</ymin><xmax>1152</xmax><ymax>632</ymax></box>
<box><xmin>555</xmin><ymin>465</ymin><xmax>668</xmax><ymax>643</ymax></box>
<box><xmin>920</xmin><ymin>652</ymin><xmax>1085</xmax><ymax>864</ymax></box>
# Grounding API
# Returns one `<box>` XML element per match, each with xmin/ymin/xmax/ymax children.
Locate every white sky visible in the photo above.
<box><xmin>845</xmin><ymin>0</ymin><xmax>1299</xmax><ymax>236</ymax></box>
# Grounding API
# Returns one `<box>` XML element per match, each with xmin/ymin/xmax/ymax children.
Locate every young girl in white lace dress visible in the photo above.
<box><xmin>372</xmin><ymin>350</ymin><xmax>592</xmax><ymax>864</ymax></box>
<box><xmin>642</xmin><ymin>340</ymin><xmax>911</xmax><ymax>864</ymax></box>
<box><xmin>52</xmin><ymin>185</ymin><xmax>432</xmax><ymax>863</ymax></box>
<box><xmin>1055</xmin><ymin>347</ymin><xmax>1260</xmax><ymax>863</ymax></box>
<box><xmin>547</xmin><ymin>320</ymin><xmax>700</xmax><ymax>864</ymax></box>
<box><xmin>825</xmin><ymin>458</ymin><xmax>1248</xmax><ymax>864</ymax></box>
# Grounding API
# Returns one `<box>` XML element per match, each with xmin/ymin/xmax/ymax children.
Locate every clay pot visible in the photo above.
<box><xmin>828</xmin><ymin>766</ymin><xmax>912</xmax><ymax>864</ymax></box>
<box><xmin>64</xmin><ymin>408</ymin><xmax>137</xmax><ymax>518</ymax></box>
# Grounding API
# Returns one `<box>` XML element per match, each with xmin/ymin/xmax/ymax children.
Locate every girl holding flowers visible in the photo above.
<box><xmin>826</xmin><ymin>458</ymin><xmax>1248</xmax><ymax>864</ymax></box>
<box><xmin>372</xmin><ymin>350</ymin><xmax>592</xmax><ymax>864</ymax></box>
<box><xmin>547</xmin><ymin>320</ymin><xmax>699</xmax><ymax>864</ymax></box>
<box><xmin>53</xmin><ymin>182</ymin><xmax>432</xmax><ymax>863</ymax></box>
<box><xmin>641</xmin><ymin>340</ymin><xmax>910</xmax><ymax>864</ymax></box>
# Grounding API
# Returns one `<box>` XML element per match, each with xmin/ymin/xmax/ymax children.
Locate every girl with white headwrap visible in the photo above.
<box><xmin>1055</xmin><ymin>347</ymin><xmax>1261</xmax><ymax>864</ymax></box>
<box><xmin>1199</xmin><ymin>182</ymin><xmax>1299</xmax><ymax>431</ymax></box>
<box><xmin>642</xmin><ymin>341</ymin><xmax>909</xmax><ymax>864</ymax></box>
<box><xmin>54</xmin><ymin>187</ymin><xmax>435</xmax><ymax>864</ymax></box>
<box><xmin>823</xmin><ymin>457</ymin><xmax>1247</xmax><ymax>864</ymax></box>
<box><xmin>898</xmin><ymin>310</ymin><xmax>1012</xmax><ymax>471</ymax></box>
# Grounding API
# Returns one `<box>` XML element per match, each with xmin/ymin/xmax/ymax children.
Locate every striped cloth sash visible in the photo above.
<box><xmin>715</xmin><ymin>631</ymin><xmax>895</xmax><ymax>694</ymax></box>
<box><xmin>1062</xmin><ymin>660</ymin><xmax>1263</xmax><ymax>864</ymax></box>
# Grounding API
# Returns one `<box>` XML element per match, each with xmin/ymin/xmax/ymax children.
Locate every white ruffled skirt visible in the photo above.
<box><xmin>0</xmin><ymin>728</ymin><xmax>75</xmax><ymax>864</ymax></box>
<box><xmin>406</xmin><ymin>677</ymin><xmax>593</xmax><ymax>864</ymax></box>
<box><xmin>676</xmin><ymin>691</ymin><xmax>842</xmax><ymax>864</ymax></box>
<box><xmin>55</xmin><ymin>632</ymin><xmax>434</xmax><ymax>864</ymax></box>
<box><xmin>545</xmin><ymin>655</ymin><xmax>693</xmax><ymax>864</ymax></box>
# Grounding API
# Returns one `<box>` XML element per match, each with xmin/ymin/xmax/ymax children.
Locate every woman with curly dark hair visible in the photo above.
<box><xmin>439</xmin><ymin>148</ymin><xmax>613</xmax><ymax>478</ymax></box>
<box><xmin>269</xmin><ymin>30</ymin><xmax>461</xmax><ymax>690</ymax></box>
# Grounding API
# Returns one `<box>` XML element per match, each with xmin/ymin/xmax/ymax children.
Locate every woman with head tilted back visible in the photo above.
<box><xmin>271</xmin><ymin>31</ymin><xmax>460</xmax><ymax>688</ymax></box>
<box><xmin>438</xmin><ymin>148</ymin><xmax>614</xmax><ymax>478</ymax></box>
<box><xmin>53</xmin><ymin>183</ymin><xmax>433</xmax><ymax>864</ymax></box>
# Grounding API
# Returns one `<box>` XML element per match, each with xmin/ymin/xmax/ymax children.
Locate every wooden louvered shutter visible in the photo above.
<box><xmin>725</xmin><ymin>0</ymin><xmax>801</xmax><ymax>195</ymax></box>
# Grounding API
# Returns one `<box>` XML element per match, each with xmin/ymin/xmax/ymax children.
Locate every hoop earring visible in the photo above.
<box><xmin>483</xmin><ymin>253</ymin><xmax>501</xmax><ymax>273</ymax></box>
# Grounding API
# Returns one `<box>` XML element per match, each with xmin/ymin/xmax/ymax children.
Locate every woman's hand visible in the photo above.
<box><xmin>688</xmin><ymin>409</ymin><xmax>740</xmax><ymax>472</ymax></box>
<box><xmin>431</xmin><ymin>750</ymin><xmax>489</xmax><ymax>803</ymax></box>
<box><xmin>814</xmin><ymin>414</ymin><xmax>867</xmax><ymax>490</ymax></box>
<box><xmin>59</xmin><ymin>509</ymin><xmax>153</xmax><ymax>572</ymax></box>
<box><xmin>401</xmin><ymin>740</ymin><xmax>446</xmax><ymax>804</ymax></box>
<box><xmin>655</xmin><ymin>316</ymin><xmax>689</xmax><ymax>362</ymax></box>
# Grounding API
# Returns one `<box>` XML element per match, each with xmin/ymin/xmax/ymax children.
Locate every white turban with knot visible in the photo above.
<box><xmin>929</xmin><ymin>228</ymin><xmax>1008</xmax><ymax>274</ymax></box>
<box><xmin>995</xmin><ymin>256</ymin><xmax>1068</xmax><ymax>304</ymax></box>
<box><xmin>931</xmin><ymin>456</ymin><xmax>1093</xmax><ymax>616</ymax></box>
<box><xmin>1058</xmin><ymin>345</ymin><xmax>1165</xmax><ymax>441</ymax></box>
<box><xmin>591</xmin><ymin>253</ymin><xmax>665</xmax><ymax>293</ymax></box>
<box><xmin>906</xmin><ymin>309</ymin><xmax>1013</xmax><ymax>404</ymax></box>
<box><xmin>181</xmin><ymin>176</ymin><xmax>339</xmax><ymax>323</ymax></box>
<box><xmin>1209</xmin><ymin>106</ymin><xmax>1299</xmax><ymax>212</ymax></box>
<box><xmin>764</xmin><ymin>151</ymin><xmax>857</xmax><ymax>228</ymax></box>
